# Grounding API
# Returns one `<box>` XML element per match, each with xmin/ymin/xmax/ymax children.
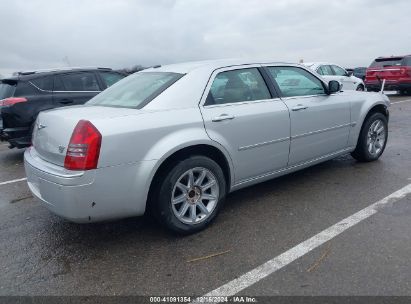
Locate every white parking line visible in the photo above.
<box><xmin>202</xmin><ymin>183</ymin><xmax>411</xmax><ymax>297</ymax></box>
<box><xmin>391</xmin><ymin>98</ymin><xmax>411</xmax><ymax>104</ymax></box>
<box><xmin>0</xmin><ymin>178</ymin><xmax>27</xmax><ymax>186</ymax></box>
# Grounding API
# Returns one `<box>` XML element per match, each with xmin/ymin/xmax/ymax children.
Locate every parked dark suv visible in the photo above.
<box><xmin>365</xmin><ymin>55</ymin><xmax>411</xmax><ymax>94</ymax></box>
<box><xmin>0</xmin><ymin>67</ymin><xmax>125</xmax><ymax>148</ymax></box>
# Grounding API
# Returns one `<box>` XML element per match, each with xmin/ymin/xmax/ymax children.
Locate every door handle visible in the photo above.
<box><xmin>291</xmin><ymin>104</ymin><xmax>308</xmax><ymax>111</ymax></box>
<box><xmin>212</xmin><ymin>114</ymin><xmax>235</xmax><ymax>122</ymax></box>
<box><xmin>60</xmin><ymin>99</ymin><xmax>74</xmax><ymax>104</ymax></box>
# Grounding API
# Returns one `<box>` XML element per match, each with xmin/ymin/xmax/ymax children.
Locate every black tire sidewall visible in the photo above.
<box><xmin>356</xmin><ymin>85</ymin><xmax>364</xmax><ymax>91</ymax></box>
<box><xmin>154</xmin><ymin>156</ymin><xmax>227</xmax><ymax>234</ymax></box>
<box><xmin>354</xmin><ymin>112</ymin><xmax>388</xmax><ymax>162</ymax></box>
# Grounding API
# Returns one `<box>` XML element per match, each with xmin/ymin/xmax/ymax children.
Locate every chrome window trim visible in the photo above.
<box><xmin>53</xmin><ymin>90</ymin><xmax>101</xmax><ymax>93</ymax></box>
<box><xmin>204</xmin><ymin>97</ymin><xmax>282</xmax><ymax>108</ymax></box>
<box><xmin>29</xmin><ymin>81</ymin><xmax>101</xmax><ymax>93</ymax></box>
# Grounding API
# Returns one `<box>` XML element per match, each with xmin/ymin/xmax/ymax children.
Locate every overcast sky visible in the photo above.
<box><xmin>0</xmin><ymin>0</ymin><xmax>410</xmax><ymax>77</ymax></box>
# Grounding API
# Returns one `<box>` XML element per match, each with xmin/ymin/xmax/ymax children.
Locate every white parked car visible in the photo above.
<box><xmin>304</xmin><ymin>62</ymin><xmax>365</xmax><ymax>91</ymax></box>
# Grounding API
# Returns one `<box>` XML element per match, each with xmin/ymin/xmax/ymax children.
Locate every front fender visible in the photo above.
<box><xmin>348</xmin><ymin>92</ymin><xmax>390</xmax><ymax>147</ymax></box>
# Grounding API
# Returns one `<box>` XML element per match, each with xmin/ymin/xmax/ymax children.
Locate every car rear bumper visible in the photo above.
<box><xmin>365</xmin><ymin>81</ymin><xmax>411</xmax><ymax>91</ymax></box>
<box><xmin>24</xmin><ymin>147</ymin><xmax>156</xmax><ymax>223</ymax></box>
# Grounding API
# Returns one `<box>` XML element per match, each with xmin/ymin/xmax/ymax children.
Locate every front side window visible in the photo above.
<box><xmin>87</xmin><ymin>72</ymin><xmax>184</xmax><ymax>109</ymax></box>
<box><xmin>60</xmin><ymin>72</ymin><xmax>100</xmax><ymax>91</ymax></box>
<box><xmin>268</xmin><ymin>66</ymin><xmax>326</xmax><ymax>97</ymax></box>
<box><xmin>332</xmin><ymin>65</ymin><xmax>347</xmax><ymax>76</ymax></box>
<box><xmin>99</xmin><ymin>72</ymin><xmax>125</xmax><ymax>88</ymax></box>
<box><xmin>317</xmin><ymin>65</ymin><xmax>334</xmax><ymax>76</ymax></box>
<box><xmin>206</xmin><ymin>68</ymin><xmax>271</xmax><ymax>105</ymax></box>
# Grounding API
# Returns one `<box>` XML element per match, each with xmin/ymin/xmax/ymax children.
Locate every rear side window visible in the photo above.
<box><xmin>206</xmin><ymin>68</ymin><xmax>271</xmax><ymax>105</ymax></box>
<box><xmin>268</xmin><ymin>66</ymin><xmax>325</xmax><ymax>97</ymax></box>
<box><xmin>99</xmin><ymin>72</ymin><xmax>125</xmax><ymax>88</ymax></box>
<box><xmin>370</xmin><ymin>57</ymin><xmax>403</xmax><ymax>68</ymax></box>
<box><xmin>14</xmin><ymin>82</ymin><xmax>38</xmax><ymax>96</ymax></box>
<box><xmin>317</xmin><ymin>65</ymin><xmax>334</xmax><ymax>76</ymax></box>
<box><xmin>87</xmin><ymin>72</ymin><xmax>184</xmax><ymax>109</ymax></box>
<box><xmin>31</xmin><ymin>76</ymin><xmax>53</xmax><ymax>91</ymax></box>
<box><xmin>0</xmin><ymin>81</ymin><xmax>16</xmax><ymax>99</ymax></box>
<box><xmin>59</xmin><ymin>72</ymin><xmax>100</xmax><ymax>91</ymax></box>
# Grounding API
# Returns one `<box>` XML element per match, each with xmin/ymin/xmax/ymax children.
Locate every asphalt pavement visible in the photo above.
<box><xmin>0</xmin><ymin>94</ymin><xmax>410</xmax><ymax>297</ymax></box>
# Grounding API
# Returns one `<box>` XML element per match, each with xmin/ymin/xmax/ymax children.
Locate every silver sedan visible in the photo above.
<box><xmin>24</xmin><ymin>59</ymin><xmax>390</xmax><ymax>234</ymax></box>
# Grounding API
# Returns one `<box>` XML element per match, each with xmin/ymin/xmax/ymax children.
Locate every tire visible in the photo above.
<box><xmin>356</xmin><ymin>84</ymin><xmax>365</xmax><ymax>91</ymax></box>
<box><xmin>151</xmin><ymin>155</ymin><xmax>227</xmax><ymax>234</ymax></box>
<box><xmin>351</xmin><ymin>112</ymin><xmax>388</xmax><ymax>162</ymax></box>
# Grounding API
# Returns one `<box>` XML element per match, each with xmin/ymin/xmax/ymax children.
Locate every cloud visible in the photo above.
<box><xmin>0</xmin><ymin>0</ymin><xmax>410</xmax><ymax>76</ymax></box>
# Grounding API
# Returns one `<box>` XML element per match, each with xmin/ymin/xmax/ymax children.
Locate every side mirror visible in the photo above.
<box><xmin>346</xmin><ymin>70</ymin><xmax>353</xmax><ymax>77</ymax></box>
<box><xmin>328</xmin><ymin>80</ymin><xmax>341</xmax><ymax>94</ymax></box>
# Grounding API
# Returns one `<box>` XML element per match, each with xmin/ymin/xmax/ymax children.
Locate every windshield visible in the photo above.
<box><xmin>0</xmin><ymin>81</ymin><xmax>17</xmax><ymax>100</ymax></box>
<box><xmin>87</xmin><ymin>72</ymin><xmax>184</xmax><ymax>109</ymax></box>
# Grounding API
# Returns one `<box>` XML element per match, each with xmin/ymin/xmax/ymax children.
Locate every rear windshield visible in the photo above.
<box><xmin>0</xmin><ymin>81</ymin><xmax>17</xmax><ymax>100</ymax></box>
<box><xmin>87</xmin><ymin>72</ymin><xmax>184</xmax><ymax>109</ymax></box>
<box><xmin>370</xmin><ymin>57</ymin><xmax>403</xmax><ymax>68</ymax></box>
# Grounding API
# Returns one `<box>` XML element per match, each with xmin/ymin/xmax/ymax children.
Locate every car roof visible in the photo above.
<box><xmin>10</xmin><ymin>67</ymin><xmax>117</xmax><ymax>81</ymax></box>
<box><xmin>374</xmin><ymin>55</ymin><xmax>411</xmax><ymax>60</ymax></box>
<box><xmin>303</xmin><ymin>62</ymin><xmax>337</xmax><ymax>67</ymax></box>
<box><xmin>143</xmin><ymin>58</ymin><xmax>297</xmax><ymax>74</ymax></box>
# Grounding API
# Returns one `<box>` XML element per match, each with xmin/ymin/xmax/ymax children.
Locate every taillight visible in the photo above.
<box><xmin>0</xmin><ymin>97</ymin><xmax>27</xmax><ymax>106</ymax></box>
<box><xmin>64</xmin><ymin>120</ymin><xmax>102</xmax><ymax>171</ymax></box>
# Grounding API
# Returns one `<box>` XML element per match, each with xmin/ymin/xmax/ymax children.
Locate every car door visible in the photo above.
<box><xmin>200</xmin><ymin>66</ymin><xmax>290</xmax><ymax>183</ymax></box>
<box><xmin>266</xmin><ymin>65</ymin><xmax>351</xmax><ymax>166</ymax></box>
<box><xmin>331</xmin><ymin>65</ymin><xmax>356</xmax><ymax>90</ymax></box>
<box><xmin>53</xmin><ymin>72</ymin><xmax>101</xmax><ymax>107</ymax></box>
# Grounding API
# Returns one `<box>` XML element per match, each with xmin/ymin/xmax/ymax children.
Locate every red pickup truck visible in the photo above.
<box><xmin>365</xmin><ymin>55</ymin><xmax>411</xmax><ymax>95</ymax></box>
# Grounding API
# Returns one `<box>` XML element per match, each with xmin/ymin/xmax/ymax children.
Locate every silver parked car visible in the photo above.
<box><xmin>24</xmin><ymin>59</ymin><xmax>390</xmax><ymax>234</ymax></box>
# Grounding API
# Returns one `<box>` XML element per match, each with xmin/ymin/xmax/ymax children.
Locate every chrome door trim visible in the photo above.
<box><xmin>233</xmin><ymin>146</ymin><xmax>354</xmax><ymax>188</ymax></box>
<box><xmin>291</xmin><ymin>122</ymin><xmax>353</xmax><ymax>140</ymax></box>
<box><xmin>238</xmin><ymin>137</ymin><xmax>290</xmax><ymax>151</ymax></box>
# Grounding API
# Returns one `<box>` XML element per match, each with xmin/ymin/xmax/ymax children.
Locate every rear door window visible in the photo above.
<box><xmin>206</xmin><ymin>68</ymin><xmax>271</xmax><ymax>105</ymax></box>
<box><xmin>30</xmin><ymin>76</ymin><xmax>53</xmax><ymax>91</ymax></box>
<box><xmin>268</xmin><ymin>66</ymin><xmax>326</xmax><ymax>97</ymax></box>
<box><xmin>99</xmin><ymin>72</ymin><xmax>125</xmax><ymax>88</ymax></box>
<box><xmin>317</xmin><ymin>65</ymin><xmax>334</xmax><ymax>76</ymax></box>
<box><xmin>59</xmin><ymin>72</ymin><xmax>100</xmax><ymax>91</ymax></box>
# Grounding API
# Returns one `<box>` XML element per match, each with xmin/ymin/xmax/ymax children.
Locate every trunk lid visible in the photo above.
<box><xmin>32</xmin><ymin>105</ymin><xmax>137</xmax><ymax>167</ymax></box>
